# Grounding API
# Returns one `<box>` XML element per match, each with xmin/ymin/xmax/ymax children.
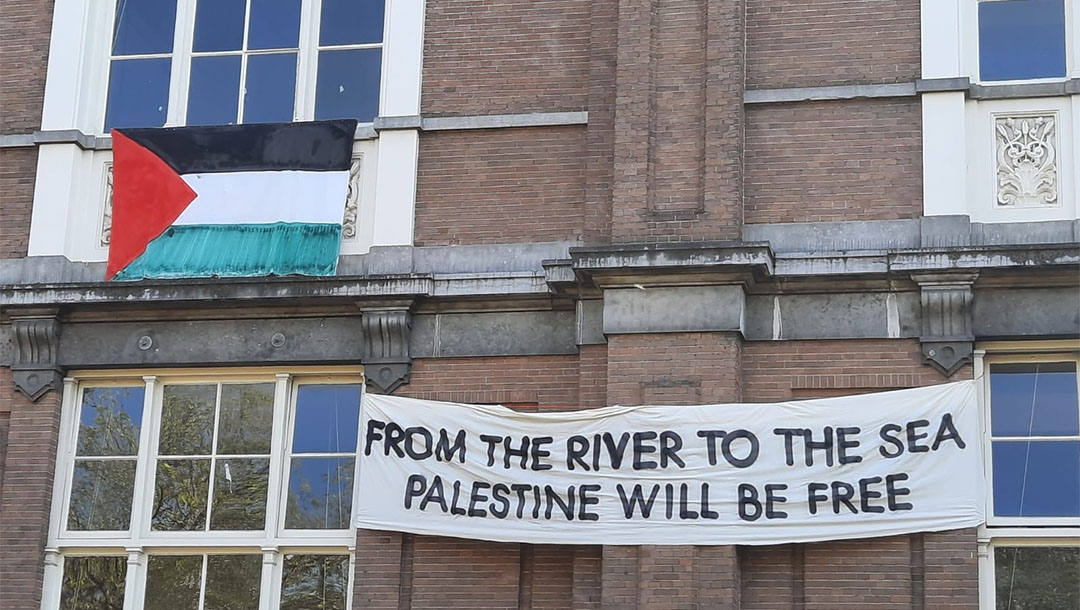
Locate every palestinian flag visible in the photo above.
<box><xmin>107</xmin><ymin>120</ymin><xmax>357</xmax><ymax>281</ymax></box>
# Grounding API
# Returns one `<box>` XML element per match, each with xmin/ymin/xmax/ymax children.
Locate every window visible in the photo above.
<box><xmin>977</xmin><ymin>0</ymin><xmax>1067</xmax><ymax>81</ymax></box>
<box><xmin>47</xmin><ymin>369</ymin><xmax>362</xmax><ymax>610</ymax></box>
<box><xmin>105</xmin><ymin>0</ymin><xmax>385</xmax><ymax>130</ymax></box>
<box><xmin>978</xmin><ymin>346</ymin><xmax>1080</xmax><ymax>610</ymax></box>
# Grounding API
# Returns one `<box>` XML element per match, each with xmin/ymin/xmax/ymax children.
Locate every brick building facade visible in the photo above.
<box><xmin>1</xmin><ymin>0</ymin><xmax>1078</xmax><ymax>609</ymax></box>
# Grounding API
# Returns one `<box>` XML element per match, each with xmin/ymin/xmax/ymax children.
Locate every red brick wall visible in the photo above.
<box><xmin>0</xmin><ymin>368</ymin><xmax>62</xmax><ymax>610</ymax></box>
<box><xmin>399</xmin><ymin>354</ymin><xmax>581</xmax><ymax>407</ymax></box>
<box><xmin>421</xmin><ymin>0</ymin><xmax>589</xmax><ymax>116</ymax></box>
<box><xmin>0</xmin><ymin>0</ymin><xmax>52</xmax><ymax>133</ymax></box>
<box><xmin>578</xmin><ymin>344</ymin><xmax>608</xmax><ymax>408</ymax></box>
<box><xmin>742</xmin><ymin>339</ymin><xmax>971</xmax><ymax>402</ymax></box>
<box><xmin>746</xmin><ymin>0</ymin><xmax>921</xmax><ymax>89</ymax></box>
<box><xmin>414</xmin><ymin>127</ymin><xmax>586</xmax><ymax>246</ymax></box>
<box><xmin>1</xmin><ymin>147</ymin><xmax>36</xmax><ymax>259</ymax></box>
<box><xmin>607</xmin><ymin>333</ymin><xmax>742</xmax><ymax>405</ymax></box>
<box><xmin>610</xmin><ymin>0</ymin><xmax>745</xmax><ymax>244</ymax></box>
<box><xmin>744</xmin><ymin>99</ymin><xmax>923</xmax><ymax>224</ymax></box>
<box><xmin>583</xmin><ymin>0</ymin><xmax>618</xmax><ymax>244</ymax></box>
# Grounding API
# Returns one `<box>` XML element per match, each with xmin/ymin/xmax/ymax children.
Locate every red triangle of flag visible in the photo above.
<box><xmin>107</xmin><ymin>131</ymin><xmax>198</xmax><ymax>280</ymax></box>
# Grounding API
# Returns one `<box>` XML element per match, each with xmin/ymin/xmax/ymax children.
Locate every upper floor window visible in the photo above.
<box><xmin>980</xmin><ymin>348</ymin><xmax>1080</xmax><ymax>610</ymax></box>
<box><xmin>978</xmin><ymin>0</ymin><xmax>1067</xmax><ymax>81</ymax></box>
<box><xmin>105</xmin><ymin>0</ymin><xmax>385</xmax><ymax>131</ymax></box>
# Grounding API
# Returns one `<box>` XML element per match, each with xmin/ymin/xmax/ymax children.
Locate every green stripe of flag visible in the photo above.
<box><xmin>114</xmin><ymin>222</ymin><xmax>341</xmax><ymax>280</ymax></box>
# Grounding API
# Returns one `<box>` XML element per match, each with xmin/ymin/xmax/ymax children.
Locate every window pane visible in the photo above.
<box><xmin>210</xmin><ymin>458</ymin><xmax>270</xmax><ymax>530</ymax></box>
<box><xmin>992</xmin><ymin>440</ymin><xmax>1080</xmax><ymax>517</ymax></box>
<box><xmin>991</xmin><ymin>363</ymin><xmax>1079</xmax><ymax>437</ymax></box>
<box><xmin>248</xmin><ymin>0</ymin><xmax>301</xmax><ymax>49</ymax></box>
<box><xmin>192</xmin><ymin>0</ymin><xmax>246</xmax><ymax>52</ymax></box>
<box><xmin>285</xmin><ymin>457</ymin><xmax>354</xmax><ymax>529</ymax></box>
<box><xmin>217</xmin><ymin>383</ymin><xmax>274</xmax><ymax>454</ymax></box>
<box><xmin>979</xmin><ymin>0</ymin><xmax>1066</xmax><ymax>81</ymax></box>
<box><xmin>68</xmin><ymin>460</ymin><xmax>137</xmax><ymax>531</ymax></box>
<box><xmin>204</xmin><ymin>555</ymin><xmax>262</xmax><ymax>610</ymax></box>
<box><xmin>315</xmin><ymin>49</ymin><xmax>381</xmax><ymax>123</ymax></box>
<box><xmin>159</xmin><ymin>385</ymin><xmax>217</xmax><ymax>455</ymax></box>
<box><xmin>78</xmin><ymin>386</ymin><xmax>144</xmax><ymax>457</ymax></box>
<box><xmin>320</xmin><ymin>0</ymin><xmax>384</xmax><ymax>45</ymax></box>
<box><xmin>995</xmin><ymin>546</ymin><xmax>1080</xmax><ymax>610</ymax></box>
<box><xmin>145</xmin><ymin>555</ymin><xmax>202</xmax><ymax>610</ymax></box>
<box><xmin>152</xmin><ymin>459</ymin><xmax>211</xmax><ymax>530</ymax></box>
<box><xmin>243</xmin><ymin>53</ymin><xmax>297</xmax><ymax>123</ymax></box>
<box><xmin>187</xmin><ymin>56</ymin><xmax>242</xmax><ymax>126</ymax></box>
<box><xmin>112</xmin><ymin>0</ymin><xmax>177</xmax><ymax>55</ymax></box>
<box><xmin>105</xmin><ymin>58</ymin><xmax>171</xmax><ymax>131</ymax></box>
<box><xmin>280</xmin><ymin>555</ymin><xmax>349</xmax><ymax>610</ymax></box>
<box><xmin>60</xmin><ymin>556</ymin><xmax>127</xmax><ymax>610</ymax></box>
<box><xmin>292</xmin><ymin>385</ymin><xmax>362</xmax><ymax>453</ymax></box>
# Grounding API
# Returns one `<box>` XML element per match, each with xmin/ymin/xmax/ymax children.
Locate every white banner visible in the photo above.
<box><xmin>355</xmin><ymin>382</ymin><xmax>984</xmax><ymax>545</ymax></box>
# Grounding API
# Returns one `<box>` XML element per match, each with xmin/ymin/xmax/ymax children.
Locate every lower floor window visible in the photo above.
<box><xmin>993</xmin><ymin>546</ymin><xmax>1080</xmax><ymax>610</ymax></box>
<box><xmin>59</xmin><ymin>552</ymin><xmax>350</xmax><ymax>610</ymax></box>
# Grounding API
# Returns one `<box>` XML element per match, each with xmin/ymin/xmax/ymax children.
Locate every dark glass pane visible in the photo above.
<box><xmin>159</xmin><ymin>385</ymin><xmax>217</xmax><ymax>455</ymax></box>
<box><xmin>60</xmin><ymin>556</ymin><xmax>127</xmax><ymax>610</ymax></box>
<box><xmin>210</xmin><ymin>458</ymin><xmax>269</xmax><ymax>530</ymax></box>
<box><xmin>217</xmin><ymin>383</ymin><xmax>274</xmax><ymax>454</ymax></box>
<box><xmin>992</xmin><ymin>440</ymin><xmax>1080</xmax><ymax>517</ymax></box>
<box><xmin>187</xmin><ymin>55</ymin><xmax>242</xmax><ymax>126</ymax></box>
<box><xmin>204</xmin><ymin>555</ymin><xmax>262</xmax><ymax>610</ymax></box>
<box><xmin>78</xmin><ymin>386</ymin><xmax>145</xmax><ymax>456</ymax></box>
<box><xmin>320</xmin><ymin>0</ymin><xmax>384</xmax><ymax>45</ymax></box>
<box><xmin>315</xmin><ymin>48</ymin><xmax>381</xmax><ymax>122</ymax></box>
<box><xmin>243</xmin><ymin>53</ymin><xmax>296</xmax><ymax>123</ymax></box>
<box><xmin>284</xmin><ymin>457</ymin><xmax>354</xmax><ymax>529</ymax></box>
<box><xmin>104</xmin><ymin>58</ymin><xmax>171</xmax><ymax>131</ymax></box>
<box><xmin>291</xmin><ymin>385</ymin><xmax>362</xmax><ymax>453</ymax></box>
<box><xmin>145</xmin><ymin>555</ymin><xmax>202</xmax><ymax>610</ymax></box>
<box><xmin>280</xmin><ymin>555</ymin><xmax>349</xmax><ymax>610</ymax></box>
<box><xmin>991</xmin><ymin>363</ymin><xmax>1079</xmax><ymax>436</ymax></box>
<box><xmin>152</xmin><ymin>459</ymin><xmax>211</xmax><ymax>530</ymax></box>
<box><xmin>248</xmin><ymin>0</ymin><xmax>301</xmax><ymax>49</ymax></box>
<box><xmin>193</xmin><ymin>0</ymin><xmax>246</xmax><ymax>52</ymax></box>
<box><xmin>67</xmin><ymin>460</ymin><xmax>136</xmax><ymax>531</ymax></box>
<box><xmin>995</xmin><ymin>546</ymin><xmax>1080</xmax><ymax>610</ymax></box>
<box><xmin>979</xmin><ymin>0</ymin><xmax>1066</xmax><ymax>81</ymax></box>
<box><xmin>112</xmin><ymin>0</ymin><xmax>177</xmax><ymax>55</ymax></box>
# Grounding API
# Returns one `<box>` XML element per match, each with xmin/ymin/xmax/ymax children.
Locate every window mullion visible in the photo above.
<box><xmin>267</xmin><ymin>374</ymin><xmax>292</xmax><ymax>538</ymax></box>
<box><xmin>167</xmin><ymin>0</ymin><xmax>198</xmax><ymax>126</ymax></box>
<box><xmin>205</xmin><ymin>384</ymin><xmax>224</xmax><ymax>532</ymax></box>
<box><xmin>121</xmin><ymin>549</ymin><xmax>143</xmax><ymax>610</ymax></box>
<box><xmin>128</xmin><ymin>376</ymin><xmax>158</xmax><ymax>540</ymax></box>
<box><xmin>296</xmin><ymin>0</ymin><xmax>320</xmax><ymax>121</ymax></box>
<box><xmin>197</xmin><ymin>555</ymin><xmax>209</xmax><ymax>610</ymax></box>
<box><xmin>258</xmin><ymin>548</ymin><xmax>278</xmax><ymax>610</ymax></box>
<box><xmin>141</xmin><ymin>379</ymin><xmax>167</xmax><ymax>540</ymax></box>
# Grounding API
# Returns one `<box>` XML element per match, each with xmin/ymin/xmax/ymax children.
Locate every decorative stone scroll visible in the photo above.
<box><xmin>912</xmin><ymin>273</ymin><xmax>978</xmax><ymax>376</ymax></box>
<box><xmin>360</xmin><ymin>307</ymin><xmax>412</xmax><ymax>393</ymax></box>
<box><xmin>994</xmin><ymin>114</ymin><xmax>1058</xmax><ymax>208</ymax></box>
<box><xmin>101</xmin><ymin>163</ymin><xmax>113</xmax><ymax>246</ymax></box>
<box><xmin>10</xmin><ymin>311</ymin><xmax>64</xmax><ymax>401</ymax></box>
<box><xmin>342</xmin><ymin>155</ymin><xmax>362</xmax><ymax>239</ymax></box>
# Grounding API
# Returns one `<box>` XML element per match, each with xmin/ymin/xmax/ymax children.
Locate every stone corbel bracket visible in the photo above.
<box><xmin>912</xmin><ymin>272</ymin><xmax>979</xmax><ymax>376</ymax></box>
<box><xmin>359</xmin><ymin>305</ymin><xmax>413</xmax><ymax>394</ymax></box>
<box><xmin>10</xmin><ymin>309</ymin><xmax>64</xmax><ymax>401</ymax></box>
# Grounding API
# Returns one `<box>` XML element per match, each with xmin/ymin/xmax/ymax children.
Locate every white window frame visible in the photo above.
<box><xmin>42</xmin><ymin>367</ymin><xmax>365</xmax><ymax>610</ymax></box>
<box><xmin>974</xmin><ymin>341</ymin><xmax>1080</xmax><ymax>610</ymax></box>
<box><xmin>962</xmin><ymin>0</ymin><xmax>1075</xmax><ymax>86</ymax></box>
<box><xmin>921</xmin><ymin>0</ymin><xmax>1080</xmax><ymax>222</ymax></box>
<box><xmin>27</xmin><ymin>0</ymin><xmax>423</xmax><ymax>264</ymax></box>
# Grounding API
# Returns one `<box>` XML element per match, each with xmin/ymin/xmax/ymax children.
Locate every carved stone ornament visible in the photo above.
<box><xmin>912</xmin><ymin>273</ymin><xmax>978</xmax><ymax>376</ymax></box>
<box><xmin>342</xmin><ymin>155</ymin><xmax>362</xmax><ymax>239</ymax></box>
<box><xmin>101</xmin><ymin>163</ymin><xmax>114</xmax><ymax>246</ymax></box>
<box><xmin>10</xmin><ymin>313</ymin><xmax>64</xmax><ymax>401</ymax></box>
<box><xmin>994</xmin><ymin>114</ymin><xmax>1058</xmax><ymax>208</ymax></box>
<box><xmin>360</xmin><ymin>308</ymin><xmax>412</xmax><ymax>393</ymax></box>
